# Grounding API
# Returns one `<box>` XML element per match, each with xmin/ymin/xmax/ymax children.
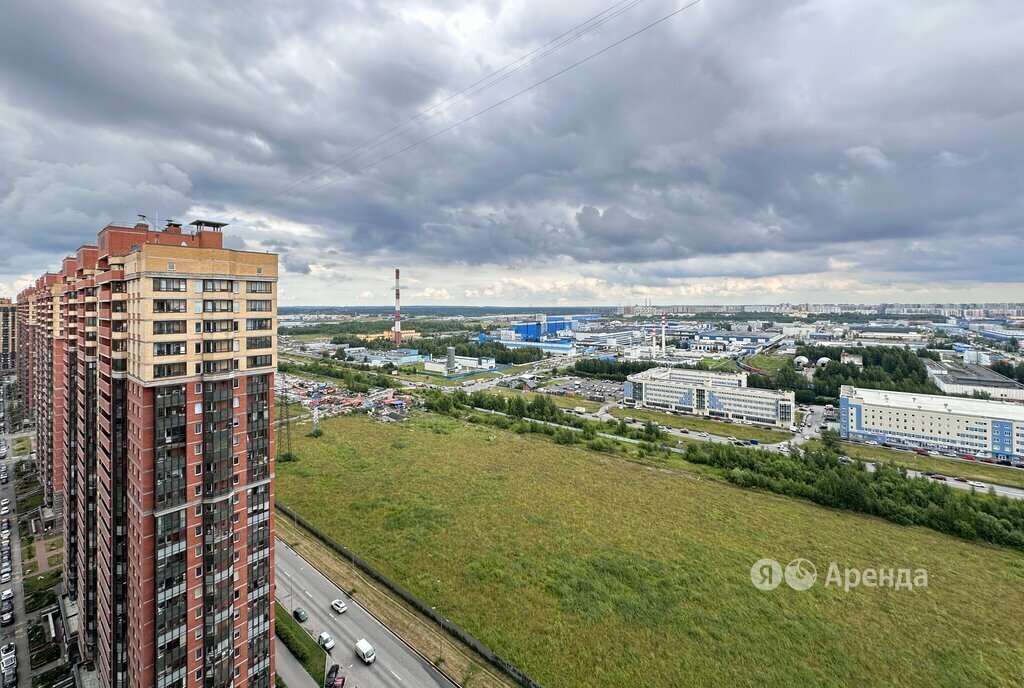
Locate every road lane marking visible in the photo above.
<box><xmin>304</xmin><ymin>590</ymin><xmax>313</xmax><ymax>598</ymax></box>
<box><xmin>391</xmin><ymin>670</ymin><xmax>402</xmax><ymax>681</ymax></box>
<box><xmin>282</xmin><ymin>570</ymin><xmax>291</xmax><ymax>578</ymax></box>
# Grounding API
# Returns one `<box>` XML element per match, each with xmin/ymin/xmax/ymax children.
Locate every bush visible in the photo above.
<box><xmin>32</xmin><ymin>664</ymin><xmax>73</xmax><ymax>688</ymax></box>
<box><xmin>30</xmin><ymin>643</ymin><xmax>60</xmax><ymax>668</ymax></box>
<box><xmin>26</xmin><ymin>589</ymin><xmax>56</xmax><ymax>613</ymax></box>
<box><xmin>274</xmin><ymin>601</ymin><xmax>325</xmax><ymax>683</ymax></box>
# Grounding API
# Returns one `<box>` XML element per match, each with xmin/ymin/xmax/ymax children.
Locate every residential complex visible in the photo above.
<box><xmin>624</xmin><ymin>367</ymin><xmax>796</xmax><ymax>428</ymax></box>
<box><xmin>0</xmin><ymin>298</ymin><xmax>15</xmax><ymax>373</ymax></box>
<box><xmin>17</xmin><ymin>220</ymin><xmax>278</xmax><ymax>688</ymax></box>
<box><xmin>839</xmin><ymin>385</ymin><xmax>1024</xmax><ymax>460</ymax></box>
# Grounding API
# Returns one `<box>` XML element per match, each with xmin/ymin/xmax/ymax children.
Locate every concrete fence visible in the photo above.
<box><xmin>276</xmin><ymin>503</ymin><xmax>544</xmax><ymax>688</ymax></box>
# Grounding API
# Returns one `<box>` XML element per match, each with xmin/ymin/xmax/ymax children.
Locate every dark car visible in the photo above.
<box><xmin>2</xmin><ymin>667</ymin><xmax>14</xmax><ymax>688</ymax></box>
<box><xmin>292</xmin><ymin>608</ymin><xmax>308</xmax><ymax>623</ymax></box>
<box><xmin>997</xmin><ymin>459</ymin><xmax>1013</xmax><ymax>466</ymax></box>
<box><xmin>324</xmin><ymin>664</ymin><xmax>342</xmax><ymax>688</ymax></box>
<box><xmin>0</xmin><ymin>601</ymin><xmax>12</xmax><ymax>615</ymax></box>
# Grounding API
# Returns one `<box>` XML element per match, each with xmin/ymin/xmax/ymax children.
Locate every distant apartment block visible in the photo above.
<box><xmin>840</xmin><ymin>385</ymin><xmax>1024</xmax><ymax>460</ymax></box>
<box><xmin>0</xmin><ymin>298</ymin><xmax>14</xmax><ymax>373</ymax></box>
<box><xmin>17</xmin><ymin>220</ymin><xmax>278</xmax><ymax>688</ymax></box>
<box><xmin>624</xmin><ymin>367</ymin><xmax>795</xmax><ymax>428</ymax></box>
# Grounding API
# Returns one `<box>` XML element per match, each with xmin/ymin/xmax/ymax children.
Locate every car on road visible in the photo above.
<box><xmin>930</xmin><ymin>475</ymin><xmax>947</xmax><ymax>481</ymax></box>
<box><xmin>354</xmin><ymin>638</ymin><xmax>376</xmax><ymax>664</ymax></box>
<box><xmin>968</xmin><ymin>481</ymin><xmax>986</xmax><ymax>489</ymax></box>
<box><xmin>330</xmin><ymin>599</ymin><xmax>347</xmax><ymax>614</ymax></box>
<box><xmin>727</xmin><ymin>436</ymin><xmax>737</xmax><ymax>442</ymax></box>
<box><xmin>324</xmin><ymin>664</ymin><xmax>343</xmax><ymax>688</ymax></box>
<box><xmin>317</xmin><ymin>632</ymin><xmax>335</xmax><ymax>651</ymax></box>
<box><xmin>292</xmin><ymin>608</ymin><xmax>308</xmax><ymax>623</ymax></box>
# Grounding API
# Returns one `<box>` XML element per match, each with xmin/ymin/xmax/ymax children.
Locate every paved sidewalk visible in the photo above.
<box><xmin>275</xmin><ymin>637</ymin><xmax>318</xmax><ymax>688</ymax></box>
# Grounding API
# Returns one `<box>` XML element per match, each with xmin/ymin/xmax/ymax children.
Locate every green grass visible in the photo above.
<box><xmin>701</xmin><ymin>356</ymin><xmax>740</xmax><ymax>371</ymax></box>
<box><xmin>24</xmin><ymin>568</ymin><xmax>61</xmax><ymax>596</ymax></box>
<box><xmin>815</xmin><ymin>441</ymin><xmax>1024</xmax><ymax>490</ymax></box>
<box><xmin>490</xmin><ymin>388</ymin><xmax>602</xmax><ymax>413</ymax></box>
<box><xmin>12</xmin><ymin>437</ymin><xmax>31</xmax><ymax>455</ymax></box>
<box><xmin>609</xmin><ymin>407</ymin><xmax>793</xmax><ymax>444</ymax></box>
<box><xmin>744</xmin><ymin>354</ymin><xmax>792</xmax><ymax>373</ymax></box>
<box><xmin>278</xmin><ymin>413</ymin><xmax>1024</xmax><ymax>688</ymax></box>
<box><xmin>46</xmin><ymin>553</ymin><xmax>63</xmax><ymax>569</ymax></box>
<box><xmin>274</xmin><ymin>600</ymin><xmax>326</xmax><ymax>684</ymax></box>
<box><xmin>45</xmin><ymin>535</ymin><xmax>63</xmax><ymax>552</ymax></box>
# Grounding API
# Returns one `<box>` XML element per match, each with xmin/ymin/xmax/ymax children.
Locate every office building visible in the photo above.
<box><xmin>839</xmin><ymin>385</ymin><xmax>1024</xmax><ymax>460</ymax></box>
<box><xmin>0</xmin><ymin>298</ymin><xmax>15</xmax><ymax>373</ymax></box>
<box><xmin>18</xmin><ymin>220</ymin><xmax>278</xmax><ymax>688</ymax></box>
<box><xmin>624</xmin><ymin>367</ymin><xmax>795</xmax><ymax>427</ymax></box>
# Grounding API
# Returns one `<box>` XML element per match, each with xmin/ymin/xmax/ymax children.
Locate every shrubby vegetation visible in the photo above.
<box><xmin>406</xmin><ymin>336</ymin><xmax>545</xmax><ymax>364</ymax></box>
<box><xmin>278</xmin><ymin>360</ymin><xmax>400</xmax><ymax>392</ymax></box>
<box><xmin>683</xmin><ymin>433</ymin><xmax>1024</xmax><ymax>552</ymax></box>
<box><xmin>572</xmin><ymin>358</ymin><xmax>659</xmax><ymax>381</ymax></box>
<box><xmin>748</xmin><ymin>345</ymin><xmax>940</xmax><ymax>403</ymax></box>
<box><xmin>992</xmin><ymin>359</ymin><xmax>1024</xmax><ymax>384</ymax></box>
<box><xmin>423</xmin><ymin>389</ymin><xmax>664</xmax><ymax>445</ymax></box>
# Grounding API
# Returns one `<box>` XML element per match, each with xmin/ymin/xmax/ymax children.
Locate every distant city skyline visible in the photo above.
<box><xmin>2</xmin><ymin>1</ymin><xmax>1023</xmax><ymax>306</ymax></box>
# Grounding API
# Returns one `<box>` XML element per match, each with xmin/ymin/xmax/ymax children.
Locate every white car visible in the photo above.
<box><xmin>0</xmin><ymin>655</ymin><xmax>13</xmax><ymax>673</ymax></box>
<box><xmin>968</xmin><ymin>481</ymin><xmax>986</xmax><ymax>489</ymax></box>
<box><xmin>330</xmin><ymin>599</ymin><xmax>347</xmax><ymax>614</ymax></box>
<box><xmin>0</xmin><ymin>508</ymin><xmax>8</xmax><ymax>517</ymax></box>
<box><xmin>318</xmin><ymin>632</ymin><xmax>335</xmax><ymax>651</ymax></box>
<box><xmin>0</xmin><ymin>643</ymin><xmax>13</xmax><ymax>664</ymax></box>
<box><xmin>0</xmin><ymin>500</ymin><xmax>8</xmax><ymax>509</ymax></box>
<box><xmin>0</xmin><ymin>590</ymin><xmax>10</xmax><ymax>602</ymax></box>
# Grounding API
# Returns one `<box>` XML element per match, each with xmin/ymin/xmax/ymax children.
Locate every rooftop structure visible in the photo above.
<box><xmin>923</xmin><ymin>360</ymin><xmax>1024</xmax><ymax>401</ymax></box>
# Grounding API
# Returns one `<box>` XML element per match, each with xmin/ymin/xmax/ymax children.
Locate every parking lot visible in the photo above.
<box><xmin>545</xmin><ymin>377</ymin><xmax>624</xmax><ymax>401</ymax></box>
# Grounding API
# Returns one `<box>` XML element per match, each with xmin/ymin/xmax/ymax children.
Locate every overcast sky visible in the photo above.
<box><xmin>1</xmin><ymin>0</ymin><xmax>1022</xmax><ymax>306</ymax></box>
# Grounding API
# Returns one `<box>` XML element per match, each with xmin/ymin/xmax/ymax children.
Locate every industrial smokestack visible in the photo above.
<box><xmin>661</xmin><ymin>315</ymin><xmax>667</xmax><ymax>355</ymax></box>
<box><xmin>393</xmin><ymin>268</ymin><xmax>402</xmax><ymax>346</ymax></box>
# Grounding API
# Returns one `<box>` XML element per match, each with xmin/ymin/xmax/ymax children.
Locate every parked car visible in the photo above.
<box><xmin>0</xmin><ymin>612</ymin><xmax>11</xmax><ymax>627</ymax></box>
<box><xmin>324</xmin><ymin>664</ymin><xmax>343</xmax><ymax>688</ymax></box>
<box><xmin>292</xmin><ymin>608</ymin><xmax>308</xmax><ymax>623</ymax></box>
<box><xmin>0</xmin><ymin>591</ymin><xmax>10</xmax><ymax>602</ymax></box>
<box><xmin>2</xmin><ymin>667</ymin><xmax>13</xmax><ymax>688</ymax></box>
<box><xmin>330</xmin><ymin>599</ymin><xmax>347</xmax><ymax>614</ymax></box>
<box><xmin>318</xmin><ymin>632</ymin><xmax>335</xmax><ymax>651</ymax></box>
<box><xmin>0</xmin><ymin>643</ymin><xmax>14</xmax><ymax>664</ymax></box>
<box><xmin>0</xmin><ymin>573</ymin><xmax>10</xmax><ymax>585</ymax></box>
<box><xmin>0</xmin><ymin>655</ymin><xmax>12</xmax><ymax>674</ymax></box>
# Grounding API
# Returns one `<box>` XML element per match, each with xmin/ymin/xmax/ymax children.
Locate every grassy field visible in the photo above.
<box><xmin>609</xmin><ymin>407</ymin><xmax>792</xmax><ymax>444</ymax></box>
<box><xmin>277</xmin><ymin>413</ymin><xmax>1024</xmax><ymax>688</ymax></box>
<box><xmin>817</xmin><ymin>441</ymin><xmax>1024</xmax><ymax>490</ymax></box>
<box><xmin>700</xmin><ymin>356</ymin><xmax>740</xmax><ymax>371</ymax></box>
<box><xmin>744</xmin><ymin>354</ymin><xmax>792</xmax><ymax>373</ymax></box>
<box><xmin>490</xmin><ymin>387</ymin><xmax>602</xmax><ymax>413</ymax></box>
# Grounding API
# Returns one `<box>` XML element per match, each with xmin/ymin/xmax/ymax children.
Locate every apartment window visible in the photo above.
<box><xmin>246</xmin><ymin>281</ymin><xmax>272</xmax><ymax>293</ymax></box>
<box><xmin>153</xmin><ymin>299</ymin><xmax>186</xmax><ymax>314</ymax></box>
<box><xmin>203</xmin><ymin>319</ymin><xmax>234</xmax><ymax>333</ymax></box>
<box><xmin>154</xmin><ymin>320</ymin><xmax>186</xmax><ymax>335</ymax></box>
<box><xmin>233</xmin><ymin>378</ymin><xmax>240</xmax><ymax>388</ymax></box>
<box><xmin>203</xmin><ymin>279</ymin><xmax>233</xmax><ymax>292</ymax></box>
<box><xmin>154</xmin><ymin>341</ymin><xmax>186</xmax><ymax>357</ymax></box>
<box><xmin>153</xmin><ymin>278</ymin><xmax>187</xmax><ymax>292</ymax></box>
<box><xmin>194</xmin><ymin>444</ymin><xmax>202</xmax><ymax>456</ymax></box>
<box><xmin>112</xmin><ymin>300</ymin><xmax>127</xmax><ymax>312</ymax></box>
<box><xmin>247</xmin><ymin>355</ymin><xmax>272</xmax><ymax>368</ymax></box>
<box><xmin>111</xmin><ymin>280</ymin><xmax>126</xmax><ymax>293</ymax></box>
<box><xmin>167</xmin><ymin>262</ymin><xmax>176</xmax><ymax>272</ymax></box>
<box><xmin>246</xmin><ymin>318</ymin><xmax>272</xmax><ymax>331</ymax></box>
<box><xmin>194</xmin><ymin>464</ymin><xmax>201</xmax><ymax>475</ymax></box>
<box><xmin>247</xmin><ymin>299</ymin><xmax>272</xmax><ymax>312</ymax></box>
<box><xmin>153</xmin><ymin>363</ymin><xmax>186</xmax><ymax>378</ymax></box>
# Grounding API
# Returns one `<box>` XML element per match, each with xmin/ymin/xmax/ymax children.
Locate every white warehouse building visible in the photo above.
<box><xmin>839</xmin><ymin>385</ymin><xmax>1024</xmax><ymax>461</ymax></box>
<box><xmin>624</xmin><ymin>368</ymin><xmax>795</xmax><ymax>428</ymax></box>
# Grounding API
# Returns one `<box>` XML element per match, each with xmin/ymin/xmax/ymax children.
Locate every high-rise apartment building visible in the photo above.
<box><xmin>17</xmin><ymin>220</ymin><xmax>277</xmax><ymax>688</ymax></box>
<box><xmin>0</xmin><ymin>298</ymin><xmax>15</xmax><ymax>373</ymax></box>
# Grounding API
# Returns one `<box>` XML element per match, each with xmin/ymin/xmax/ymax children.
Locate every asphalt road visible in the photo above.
<box><xmin>0</xmin><ymin>408</ymin><xmax>29</xmax><ymax>684</ymax></box>
<box><xmin>276</xmin><ymin>539</ymin><xmax>456</xmax><ymax>688</ymax></box>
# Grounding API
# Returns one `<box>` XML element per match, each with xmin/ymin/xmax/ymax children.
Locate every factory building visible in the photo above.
<box><xmin>840</xmin><ymin>385</ymin><xmax>1024</xmax><ymax>460</ymax></box>
<box><xmin>575</xmin><ymin>330</ymin><xmax>646</xmax><ymax>348</ymax></box>
<box><xmin>923</xmin><ymin>360</ymin><xmax>1024</xmax><ymax>401</ymax></box>
<box><xmin>624</xmin><ymin>367</ymin><xmax>795</xmax><ymax>428</ymax></box>
<box><xmin>18</xmin><ymin>220</ymin><xmax>278</xmax><ymax>688</ymax></box>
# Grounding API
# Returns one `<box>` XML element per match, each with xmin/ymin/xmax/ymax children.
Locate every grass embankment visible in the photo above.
<box><xmin>490</xmin><ymin>388</ymin><xmax>601</xmax><ymax>413</ymax></box>
<box><xmin>274</xmin><ymin>601</ymin><xmax>325</xmax><ymax>684</ymax></box>
<box><xmin>609</xmin><ymin>407</ymin><xmax>792</xmax><ymax>444</ymax></box>
<box><xmin>277</xmin><ymin>413</ymin><xmax>1024</xmax><ymax>688</ymax></box>
<box><xmin>820</xmin><ymin>441</ymin><xmax>1024</xmax><ymax>490</ymax></box>
<box><xmin>700</xmin><ymin>356</ymin><xmax>740</xmax><ymax>371</ymax></box>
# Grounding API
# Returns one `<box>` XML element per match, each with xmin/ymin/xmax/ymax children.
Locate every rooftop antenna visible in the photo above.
<box><xmin>393</xmin><ymin>268</ymin><xmax>402</xmax><ymax>346</ymax></box>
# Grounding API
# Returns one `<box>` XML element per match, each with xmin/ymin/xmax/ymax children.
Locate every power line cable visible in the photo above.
<box><xmin>232</xmin><ymin>0</ymin><xmax>652</xmax><ymax>215</ymax></box>
<box><xmin>261</xmin><ymin>0</ymin><xmax>705</xmax><ymax>208</ymax></box>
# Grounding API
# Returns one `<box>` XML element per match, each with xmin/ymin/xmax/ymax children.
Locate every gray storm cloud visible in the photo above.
<box><xmin>1</xmin><ymin>0</ymin><xmax>1022</xmax><ymax>303</ymax></box>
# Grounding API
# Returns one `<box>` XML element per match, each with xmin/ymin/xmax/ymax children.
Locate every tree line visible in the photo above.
<box><xmin>278</xmin><ymin>360</ymin><xmax>401</xmax><ymax>392</ymax></box>
<box><xmin>282</xmin><ymin>318</ymin><xmax>480</xmax><ymax>336</ymax></box>
<box><xmin>406</xmin><ymin>336</ymin><xmax>545</xmax><ymax>365</ymax></box>
<box><xmin>682</xmin><ymin>433</ymin><xmax>1024</xmax><ymax>552</ymax></box>
<box><xmin>572</xmin><ymin>359</ymin><xmax>660</xmax><ymax>381</ymax></box>
<box><xmin>991</xmin><ymin>360</ymin><xmax>1024</xmax><ymax>385</ymax></box>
